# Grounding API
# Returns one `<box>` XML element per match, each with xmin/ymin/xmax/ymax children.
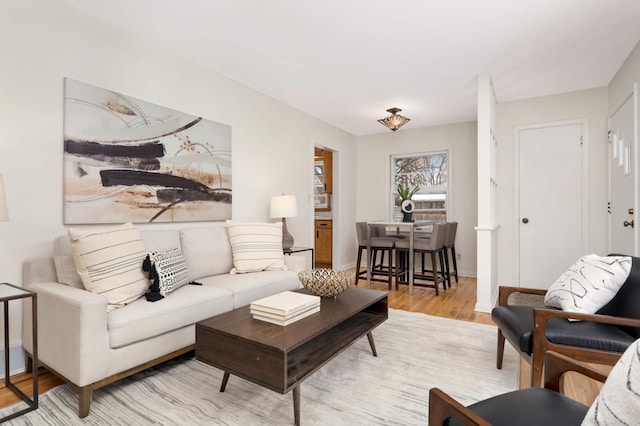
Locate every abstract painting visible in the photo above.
<box><xmin>63</xmin><ymin>78</ymin><xmax>232</xmax><ymax>224</ymax></box>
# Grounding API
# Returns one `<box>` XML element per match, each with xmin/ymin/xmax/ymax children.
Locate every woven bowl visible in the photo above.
<box><xmin>298</xmin><ymin>269</ymin><xmax>354</xmax><ymax>297</ymax></box>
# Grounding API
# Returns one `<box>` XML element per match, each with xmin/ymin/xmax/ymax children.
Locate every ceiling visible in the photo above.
<box><xmin>60</xmin><ymin>0</ymin><xmax>640</xmax><ymax>136</ymax></box>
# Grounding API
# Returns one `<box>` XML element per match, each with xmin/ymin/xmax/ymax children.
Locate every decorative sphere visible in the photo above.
<box><xmin>298</xmin><ymin>269</ymin><xmax>353</xmax><ymax>297</ymax></box>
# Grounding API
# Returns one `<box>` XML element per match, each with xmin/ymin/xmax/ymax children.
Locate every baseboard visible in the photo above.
<box><xmin>0</xmin><ymin>341</ymin><xmax>27</xmax><ymax>378</ymax></box>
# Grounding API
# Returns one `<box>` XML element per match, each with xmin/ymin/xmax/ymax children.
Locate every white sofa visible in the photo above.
<box><xmin>21</xmin><ymin>226</ymin><xmax>305</xmax><ymax>418</ymax></box>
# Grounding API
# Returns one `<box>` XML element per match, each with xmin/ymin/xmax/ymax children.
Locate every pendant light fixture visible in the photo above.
<box><xmin>378</xmin><ymin>107</ymin><xmax>410</xmax><ymax>131</ymax></box>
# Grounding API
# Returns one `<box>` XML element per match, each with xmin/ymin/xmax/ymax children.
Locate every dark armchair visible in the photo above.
<box><xmin>429</xmin><ymin>351</ymin><xmax>607</xmax><ymax>426</ymax></box>
<box><xmin>492</xmin><ymin>255</ymin><xmax>640</xmax><ymax>387</ymax></box>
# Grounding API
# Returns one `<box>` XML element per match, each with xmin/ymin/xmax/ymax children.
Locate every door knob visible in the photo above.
<box><xmin>624</xmin><ymin>220</ymin><xmax>634</xmax><ymax>228</ymax></box>
<box><xmin>522</xmin><ymin>218</ymin><xmax>529</xmax><ymax>224</ymax></box>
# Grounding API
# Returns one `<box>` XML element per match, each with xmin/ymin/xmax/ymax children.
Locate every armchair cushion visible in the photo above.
<box><xmin>544</xmin><ymin>254</ymin><xmax>631</xmax><ymax>314</ymax></box>
<box><xmin>492</xmin><ymin>305</ymin><xmax>636</xmax><ymax>355</ymax></box>
<box><xmin>448</xmin><ymin>387</ymin><xmax>588</xmax><ymax>426</ymax></box>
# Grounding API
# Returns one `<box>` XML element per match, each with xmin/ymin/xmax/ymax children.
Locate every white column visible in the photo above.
<box><xmin>476</xmin><ymin>75</ymin><xmax>499</xmax><ymax>312</ymax></box>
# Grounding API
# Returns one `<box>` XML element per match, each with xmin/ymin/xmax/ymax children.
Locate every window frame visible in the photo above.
<box><xmin>389</xmin><ymin>150</ymin><xmax>450</xmax><ymax>223</ymax></box>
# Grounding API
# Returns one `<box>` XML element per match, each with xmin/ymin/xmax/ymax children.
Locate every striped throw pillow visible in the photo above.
<box><xmin>226</xmin><ymin>220</ymin><xmax>287</xmax><ymax>274</ymax></box>
<box><xmin>69</xmin><ymin>222</ymin><xmax>148</xmax><ymax>311</ymax></box>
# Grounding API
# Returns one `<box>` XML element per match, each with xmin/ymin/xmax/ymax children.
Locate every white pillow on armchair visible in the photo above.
<box><xmin>544</xmin><ymin>254</ymin><xmax>631</xmax><ymax>314</ymax></box>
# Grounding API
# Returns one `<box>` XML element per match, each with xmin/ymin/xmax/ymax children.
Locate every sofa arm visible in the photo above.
<box><xmin>22</xmin><ymin>281</ymin><xmax>111</xmax><ymax>387</ymax></box>
<box><xmin>23</xmin><ymin>257</ymin><xmax>58</xmax><ymax>285</ymax></box>
<box><xmin>285</xmin><ymin>255</ymin><xmax>306</xmax><ymax>272</ymax></box>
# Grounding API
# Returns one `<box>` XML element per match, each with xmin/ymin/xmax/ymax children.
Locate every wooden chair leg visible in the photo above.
<box><xmin>451</xmin><ymin>246</ymin><xmax>459</xmax><ymax>282</ymax></box>
<box><xmin>395</xmin><ymin>249</ymin><xmax>400</xmax><ymax>288</ymax></box>
<box><xmin>386</xmin><ymin>249</ymin><xmax>392</xmax><ymax>290</ymax></box>
<box><xmin>443</xmin><ymin>248</ymin><xmax>451</xmax><ymax>288</ymax></box>
<box><xmin>496</xmin><ymin>329</ymin><xmax>505</xmax><ymax>369</ymax></box>
<box><xmin>440</xmin><ymin>249</ymin><xmax>450</xmax><ymax>289</ymax></box>
<box><xmin>355</xmin><ymin>246</ymin><xmax>363</xmax><ymax>285</ymax></box>
<box><xmin>430</xmin><ymin>251</ymin><xmax>439</xmax><ymax>296</ymax></box>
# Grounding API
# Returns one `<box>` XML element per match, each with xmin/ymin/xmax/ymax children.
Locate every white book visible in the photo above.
<box><xmin>250</xmin><ymin>291</ymin><xmax>321</xmax><ymax>316</ymax></box>
<box><xmin>253</xmin><ymin>306</ymin><xmax>320</xmax><ymax>326</ymax></box>
<box><xmin>250</xmin><ymin>303</ymin><xmax>319</xmax><ymax>320</ymax></box>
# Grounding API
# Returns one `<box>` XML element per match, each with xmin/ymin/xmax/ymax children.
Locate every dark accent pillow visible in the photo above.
<box><xmin>142</xmin><ymin>248</ymin><xmax>191</xmax><ymax>302</ymax></box>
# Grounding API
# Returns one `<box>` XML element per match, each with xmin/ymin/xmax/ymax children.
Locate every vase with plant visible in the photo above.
<box><xmin>397</xmin><ymin>183</ymin><xmax>419</xmax><ymax>222</ymax></box>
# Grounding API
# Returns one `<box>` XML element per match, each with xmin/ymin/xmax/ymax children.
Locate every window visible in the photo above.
<box><xmin>391</xmin><ymin>151</ymin><xmax>449</xmax><ymax>222</ymax></box>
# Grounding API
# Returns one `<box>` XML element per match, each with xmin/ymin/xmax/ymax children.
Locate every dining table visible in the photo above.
<box><xmin>366</xmin><ymin>220</ymin><xmax>433</xmax><ymax>296</ymax></box>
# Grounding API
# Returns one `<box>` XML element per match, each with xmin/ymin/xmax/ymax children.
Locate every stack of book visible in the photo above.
<box><xmin>250</xmin><ymin>291</ymin><xmax>321</xmax><ymax>326</ymax></box>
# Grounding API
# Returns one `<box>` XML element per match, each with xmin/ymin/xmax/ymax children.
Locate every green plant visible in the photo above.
<box><xmin>397</xmin><ymin>183</ymin><xmax>420</xmax><ymax>200</ymax></box>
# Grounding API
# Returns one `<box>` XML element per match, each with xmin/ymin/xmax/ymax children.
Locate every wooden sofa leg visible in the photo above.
<box><xmin>496</xmin><ymin>330</ymin><xmax>505</xmax><ymax>369</ymax></box>
<box><xmin>79</xmin><ymin>386</ymin><xmax>94</xmax><ymax>418</ymax></box>
<box><xmin>25</xmin><ymin>354</ymin><xmax>34</xmax><ymax>373</ymax></box>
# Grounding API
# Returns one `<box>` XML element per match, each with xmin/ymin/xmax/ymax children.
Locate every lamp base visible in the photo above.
<box><xmin>282</xmin><ymin>217</ymin><xmax>294</xmax><ymax>250</ymax></box>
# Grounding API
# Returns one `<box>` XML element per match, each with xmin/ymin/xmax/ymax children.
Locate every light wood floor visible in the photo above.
<box><xmin>0</xmin><ymin>275</ymin><xmax>601</xmax><ymax>411</ymax></box>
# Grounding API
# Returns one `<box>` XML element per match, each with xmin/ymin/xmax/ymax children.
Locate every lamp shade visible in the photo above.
<box><xmin>270</xmin><ymin>195</ymin><xmax>298</xmax><ymax>219</ymax></box>
<box><xmin>0</xmin><ymin>175</ymin><xmax>8</xmax><ymax>221</ymax></box>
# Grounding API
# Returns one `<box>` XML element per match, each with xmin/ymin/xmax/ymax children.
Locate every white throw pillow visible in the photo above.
<box><xmin>582</xmin><ymin>338</ymin><xmax>640</xmax><ymax>425</ymax></box>
<box><xmin>544</xmin><ymin>254</ymin><xmax>631</xmax><ymax>314</ymax></box>
<box><xmin>68</xmin><ymin>222</ymin><xmax>148</xmax><ymax>311</ymax></box>
<box><xmin>144</xmin><ymin>247</ymin><xmax>190</xmax><ymax>300</ymax></box>
<box><xmin>226</xmin><ymin>220</ymin><xmax>287</xmax><ymax>274</ymax></box>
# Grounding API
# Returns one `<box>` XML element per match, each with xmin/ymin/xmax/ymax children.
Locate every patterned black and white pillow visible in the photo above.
<box><xmin>143</xmin><ymin>248</ymin><xmax>190</xmax><ymax>301</ymax></box>
<box><xmin>582</xmin><ymin>338</ymin><xmax>640</xmax><ymax>425</ymax></box>
<box><xmin>544</xmin><ymin>254</ymin><xmax>631</xmax><ymax>314</ymax></box>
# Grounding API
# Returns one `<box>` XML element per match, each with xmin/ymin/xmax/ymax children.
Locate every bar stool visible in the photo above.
<box><xmin>444</xmin><ymin>221</ymin><xmax>458</xmax><ymax>284</ymax></box>
<box><xmin>354</xmin><ymin>222</ymin><xmax>396</xmax><ymax>289</ymax></box>
<box><xmin>394</xmin><ymin>222</ymin><xmax>447</xmax><ymax>295</ymax></box>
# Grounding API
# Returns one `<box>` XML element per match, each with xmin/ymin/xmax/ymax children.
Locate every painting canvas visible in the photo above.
<box><xmin>63</xmin><ymin>78</ymin><xmax>232</xmax><ymax>224</ymax></box>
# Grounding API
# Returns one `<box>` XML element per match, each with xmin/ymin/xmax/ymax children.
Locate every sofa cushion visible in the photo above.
<box><xmin>107</xmin><ymin>284</ymin><xmax>234</xmax><ymax>348</ymax></box>
<box><xmin>226</xmin><ymin>221</ymin><xmax>287</xmax><ymax>274</ymax></box>
<box><xmin>69</xmin><ymin>223</ymin><xmax>148</xmax><ymax>312</ymax></box>
<box><xmin>53</xmin><ymin>235</ymin><xmax>84</xmax><ymax>289</ymax></box>
<box><xmin>180</xmin><ymin>227</ymin><xmax>233</xmax><ymax>280</ymax></box>
<box><xmin>198</xmin><ymin>270</ymin><xmax>301</xmax><ymax>308</ymax></box>
<box><xmin>140</xmin><ymin>229</ymin><xmax>182</xmax><ymax>253</ymax></box>
<box><xmin>544</xmin><ymin>254</ymin><xmax>631</xmax><ymax>314</ymax></box>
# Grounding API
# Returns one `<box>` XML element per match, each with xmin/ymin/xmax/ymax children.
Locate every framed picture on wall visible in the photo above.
<box><xmin>63</xmin><ymin>78</ymin><xmax>232</xmax><ymax>224</ymax></box>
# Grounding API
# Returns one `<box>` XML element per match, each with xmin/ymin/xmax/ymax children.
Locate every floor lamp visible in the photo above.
<box><xmin>270</xmin><ymin>195</ymin><xmax>298</xmax><ymax>251</ymax></box>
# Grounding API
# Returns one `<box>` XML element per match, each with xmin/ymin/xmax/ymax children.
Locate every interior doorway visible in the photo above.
<box><xmin>515</xmin><ymin>121</ymin><xmax>587</xmax><ymax>289</ymax></box>
<box><xmin>314</xmin><ymin>147</ymin><xmax>333</xmax><ymax>268</ymax></box>
<box><xmin>609</xmin><ymin>88</ymin><xmax>637</xmax><ymax>256</ymax></box>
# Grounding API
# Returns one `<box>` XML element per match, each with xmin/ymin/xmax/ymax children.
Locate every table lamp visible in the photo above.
<box><xmin>270</xmin><ymin>195</ymin><xmax>298</xmax><ymax>250</ymax></box>
<box><xmin>0</xmin><ymin>175</ymin><xmax>8</xmax><ymax>222</ymax></box>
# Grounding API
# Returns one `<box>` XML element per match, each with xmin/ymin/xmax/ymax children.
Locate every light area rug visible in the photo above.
<box><xmin>2</xmin><ymin>309</ymin><xmax>519</xmax><ymax>425</ymax></box>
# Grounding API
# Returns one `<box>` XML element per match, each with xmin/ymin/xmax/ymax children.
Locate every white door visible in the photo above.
<box><xmin>609</xmin><ymin>91</ymin><xmax>636</xmax><ymax>256</ymax></box>
<box><xmin>518</xmin><ymin>122</ymin><xmax>584</xmax><ymax>289</ymax></box>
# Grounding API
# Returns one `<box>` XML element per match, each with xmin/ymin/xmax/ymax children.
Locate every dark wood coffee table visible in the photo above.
<box><xmin>195</xmin><ymin>287</ymin><xmax>388</xmax><ymax>425</ymax></box>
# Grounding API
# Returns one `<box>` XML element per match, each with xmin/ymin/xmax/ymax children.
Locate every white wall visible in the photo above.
<box><xmin>0</xmin><ymin>0</ymin><xmax>356</xmax><ymax>369</ymax></box>
<box><xmin>355</xmin><ymin>122</ymin><xmax>478</xmax><ymax>277</ymax></box>
<box><xmin>494</xmin><ymin>88</ymin><xmax>609</xmax><ymax>287</ymax></box>
<box><xmin>609</xmin><ymin>40</ymin><xmax>640</xmax><ymax>114</ymax></box>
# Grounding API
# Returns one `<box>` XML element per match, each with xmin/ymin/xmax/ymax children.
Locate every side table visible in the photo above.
<box><xmin>283</xmin><ymin>246</ymin><xmax>314</xmax><ymax>268</ymax></box>
<box><xmin>0</xmin><ymin>283</ymin><xmax>38</xmax><ymax>422</ymax></box>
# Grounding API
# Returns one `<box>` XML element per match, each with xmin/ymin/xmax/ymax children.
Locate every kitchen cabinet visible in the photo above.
<box><xmin>314</xmin><ymin>220</ymin><xmax>332</xmax><ymax>268</ymax></box>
